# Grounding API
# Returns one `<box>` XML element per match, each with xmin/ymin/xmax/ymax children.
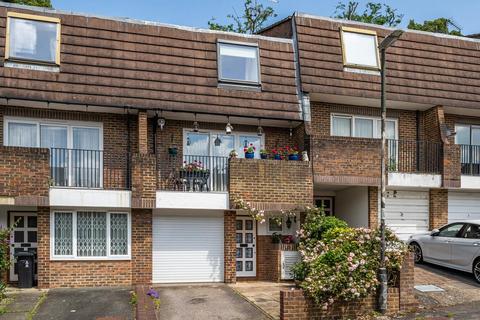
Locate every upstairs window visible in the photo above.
<box><xmin>6</xmin><ymin>12</ymin><xmax>61</xmax><ymax>65</ymax></box>
<box><xmin>218</xmin><ymin>41</ymin><xmax>260</xmax><ymax>85</ymax></box>
<box><xmin>340</xmin><ymin>27</ymin><xmax>380</xmax><ymax>70</ymax></box>
<box><xmin>331</xmin><ymin>114</ymin><xmax>397</xmax><ymax>139</ymax></box>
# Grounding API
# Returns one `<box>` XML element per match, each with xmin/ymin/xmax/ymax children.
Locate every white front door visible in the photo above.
<box><xmin>236</xmin><ymin>216</ymin><xmax>256</xmax><ymax>277</ymax></box>
<box><xmin>9</xmin><ymin>212</ymin><xmax>38</xmax><ymax>282</ymax></box>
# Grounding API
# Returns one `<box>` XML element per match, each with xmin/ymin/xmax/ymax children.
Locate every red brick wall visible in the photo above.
<box><xmin>368</xmin><ymin>186</ymin><xmax>379</xmax><ymax>229</ymax></box>
<box><xmin>131</xmin><ymin>153</ymin><xmax>156</xmax><ymax>208</ymax></box>
<box><xmin>37</xmin><ymin>207</ymin><xmax>153</xmax><ymax>288</ymax></box>
<box><xmin>0</xmin><ymin>146</ymin><xmax>50</xmax><ymax>201</ymax></box>
<box><xmin>229</xmin><ymin>159</ymin><xmax>313</xmax><ymax>208</ymax></box>
<box><xmin>429</xmin><ymin>189</ymin><xmax>448</xmax><ymax>230</ymax></box>
<box><xmin>256</xmin><ymin>236</ymin><xmax>280</xmax><ymax>281</ymax></box>
<box><xmin>138</xmin><ymin>111</ymin><xmax>149</xmax><ymax>154</ymax></box>
<box><xmin>224</xmin><ymin>211</ymin><xmax>236</xmax><ymax>284</ymax></box>
<box><xmin>399</xmin><ymin>253</ymin><xmax>417</xmax><ymax>311</ymax></box>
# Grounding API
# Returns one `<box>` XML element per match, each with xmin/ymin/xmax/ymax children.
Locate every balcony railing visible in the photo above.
<box><xmin>50</xmin><ymin>148</ymin><xmax>131</xmax><ymax>190</ymax></box>
<box><xmin>387</xmin><ymin>140</ymin><xmax>442</xmax><ymax>174</ymax></box>
<box><xmin>159</xmin><ymin>155</ymin><xmax>229</xmax><ymax>192</ymax></box>
<box><xmin>460</xmin><ymin>144</ymin><xmax>480</xmax><ymax>176</ymax></box>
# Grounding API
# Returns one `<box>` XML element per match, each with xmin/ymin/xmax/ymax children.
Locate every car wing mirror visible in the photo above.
<box><xmin>430</xmin><ymin>229</ymin><xmax>440</xmax><ymax>236</ymax></box>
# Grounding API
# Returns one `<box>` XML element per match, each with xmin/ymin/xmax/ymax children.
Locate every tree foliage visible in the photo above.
<box><xmin>407</xmin><ymin>18</ymin><xmax>462</xmax><ymax>36</ymax></box>
<box><xmin>208</xmin><ymin>0</ymin><xmax>277</xmax><ymax>34</ymax></box>
<box><xmin>2</xmin><ymin>0</ymin><xmax>52</xmax><ymax>7</ymax></box>
<box><xmin>333</xmin><ymin>1</ymin><xmax>403</xmax><ymax>27</ymax></box>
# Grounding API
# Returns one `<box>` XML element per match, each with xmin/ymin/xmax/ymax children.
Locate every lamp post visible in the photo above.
<box><xmin>378</xmin><ymin>29</ymin><xmax>403</xmax><ymax>314</ymax></box>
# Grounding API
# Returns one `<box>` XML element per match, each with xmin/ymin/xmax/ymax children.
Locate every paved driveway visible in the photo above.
<box><xmin>34</xmin><ymin>287</ymin><xmax>133</xmax><ymax>320</ymax></box>
<box><xmin>156</xmin><ymin>284</ymin><xmax>270</xmax><ymax>320</ymax></box>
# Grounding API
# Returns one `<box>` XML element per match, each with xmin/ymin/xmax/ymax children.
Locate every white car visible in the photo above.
<box><xmin>408</xmin><ymin>221</ymin><xmax>480</xmax><ymax>284</ymax></box>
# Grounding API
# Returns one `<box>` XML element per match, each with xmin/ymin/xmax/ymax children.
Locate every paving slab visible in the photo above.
<box><xmin>0</xmin><ymin>288</ymin><xmax>45</xmax><ymax>320</ymax></box>
<box><xmin>33</xmin><ymin>287</ymin><xmax>133</xmax><ymax>320</ymax></box>
<box><xmin>156</xmin><ymin>284</ymin><xmax>270</xmax><ymax>320</ymax></box>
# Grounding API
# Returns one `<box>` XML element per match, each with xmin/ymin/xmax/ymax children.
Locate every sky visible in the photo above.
<box><xmin>50</xmin><ymin>0</ymin><xmax>480</xmax><ymax>35</ymax></box>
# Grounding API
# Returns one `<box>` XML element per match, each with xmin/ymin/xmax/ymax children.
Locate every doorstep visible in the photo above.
<box><xmin>229</xmin><ymin>281</ymin><xmax>295</xmax><ymax>320</ymax></box>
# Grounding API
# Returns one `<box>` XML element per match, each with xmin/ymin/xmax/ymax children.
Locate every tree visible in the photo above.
<box><xmin>333</xmin><ymin>1</ymin><xmax>403</xmax><ymax>27</ymax></box>
<box><xmin>208</xmin><ymin>0</ymin><xmax>277</xmax><ymax>34</ymax></box>
<box><xmin>407</xmin><ymin>18</ymin><xmax>462</xmax><ymax>36</ymax></box>
<box><xmin>1</xmin><ymin>0</ymin><xmax>52</xmax><ymax>8</ymax></box>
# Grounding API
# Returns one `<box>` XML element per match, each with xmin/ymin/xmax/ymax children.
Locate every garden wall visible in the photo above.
<box><xmin>279</xmin><ymin>253</ymin><xmax>416</xmax><ymax>320</ymax></box>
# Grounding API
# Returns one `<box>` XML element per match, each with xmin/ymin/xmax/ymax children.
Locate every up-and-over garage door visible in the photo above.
<box><xmin>152</xmin><ymin>212</ymin><xmax>224</xmax><ymax>283</ymax></box>
<box><xmin>448</xmin><ymin>191</ymin><xmax>480</xmax><ymax>223</ymax></box>
<box><xmin>385</xmin><ymin>190</ymin><xmax>430</xmax><ymax>241</ymax></box>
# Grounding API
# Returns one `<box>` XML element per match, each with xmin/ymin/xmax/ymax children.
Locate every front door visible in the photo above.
<box><xmin>236</xmin><ymin>216</ymin><xmax>256</xmax><ymax>277</ymax></box>
<box><xmin>9</xmin><ymin>212</ymin><xmax>38</xmax><ymax>282</ymax></box>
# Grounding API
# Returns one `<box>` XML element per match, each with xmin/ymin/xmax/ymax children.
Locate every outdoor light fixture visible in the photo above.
<box><xmin>157</xmin><ymin>110</ymin><xmax>166</xmax><ymax>131</ymax></box>
<box><xmin>378</xmin><ymin>29</ymin><xmax>403</xmax><ymax>315</ymax></box>
<box><xmin>257</xmin><ymin>119</ymin><xmax>264</xmax><ymax>136</ymax></box>
<box><xmin>193</xmin><ymin>113</ymin><xmax>199</xmax><ymax>132</ymax></box>
<box><xmin>289</xmin><ymin>121</ymin><xmax>293</xmax><ymax>137</ymax></box>
<box><xmin>214</xmin><ymin>135</ymin><xmax>222</xmax><ymax>147</ymax></box>
<box><xmin>225</xmin><ymin>116</ymin><xmax>233</xmax><ymax>135</ymax></box>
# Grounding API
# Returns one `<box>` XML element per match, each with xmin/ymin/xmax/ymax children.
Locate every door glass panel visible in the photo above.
<box><xmin>212</xmin><ymin>134</ymin><xmax>234</xmax><ymax>157</ymax></box>
<box><xmin>42</xmin><ymin>125</ymin><xmax>68</xmax><ymax>186</ymax></box>
<box><xmin>14</xmin><ymin>231</ymin><xmax>24</xmax><ymax>243</ymax></box>
<box><xmin>236</xmin><ymin>220</ymin><xmax>243</xmax><ymax>231</ymax></box>
<box><xmin>455</xmin><ymin>125</ymin><xmax>471</xmax><ymax>145</ymax></box>
<box><xmin>236</xmin><ymin>248</ymin><xmax>243</xmax><ymax>258</ymax></box>
<box><xmin>236</xmin><ymin>233</ymin><xmax>242</xmax><ymax>243</ymax></box>
<box><xmin>245</xmin><ymin>261</ymin><xmax>253</xmax><ymax>271</ymax></box>
<box><xmin>236</xmin><ymin>261</ymin><xmax>243</xmax><ymax>271</ymax></box>
<box><xmin>40</xmin><ymin>125</ymin><xmax>67</xmax><ymax>148</ymax></box>
<box><xmin>185</xmin><ymin>132</ymin><xmax>209</xmax><ymax>156</ymax></box>
<box><xmin>72</xmin><ymin>128</ymin><xmax>101</xmax><ymax>188</ymax></box>
<box><xmin>238</xmin><ymin>136</ymin><xmax>261</xmax><ymax>158</ymax></box>
<box><xmin>28</xmin><ymin>231</ymin><xmax>37</xmax><ymax>243</ymax></box>
<box><xmin>472</xmin><ymin>128</ymin><xmax>480</xmax><ymax>146</ymax></box>
<box><xmin>376</xmin><ymin>120</ymin><xmax>396</xmax><ymax>139</ymax></box>
<box><xmin>14</xmin><ymin>216</ymin><xmax>24</xmax><ymax>228</ymax></box>
<box><xmin>354</xmin><ymin>118</ymin><xmax>373</xmax><ymax>138</ymax></box>
<box><xmin>8</xmin><ymin>122</ymin><xmax>37</xmax><ymax>147</ymax></box>
<box><xmin>27</xmin><ymin>216</ymin><xmax>37</xmax><ymax>228</ymax></box>
<box><xmin>245</xmin><ymin>233</ymin><xmax>253</xmax><ymax>243</ymax></box>
<box><xmin>245</xmin><ymin>220</ymin><xmax>253</xmax><ymax>230</ymax></box>
<box><xmin>245</xmin><ymin>248</ymin><xmax>253</xmax><ymax>258</ymax></box>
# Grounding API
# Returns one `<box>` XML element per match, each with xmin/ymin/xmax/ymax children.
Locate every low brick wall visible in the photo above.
<box><xmin>229</xmin><ymin>158</ymin><xmax>313</xmax><ymax>210</ymax></box>
<box><xmin>280</xmin><ymin>253</ymin><xmax>416</xmax><ymax>319</ymax></box>
<box><xmin>0</xmin><ymin>146</ymin><xmax>50</xmax><ymax>205</ymax></box>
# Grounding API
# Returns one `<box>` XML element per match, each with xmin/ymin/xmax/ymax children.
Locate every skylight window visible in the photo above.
<box><xmin>6</xmin><ymin>12</ymin><xmax>61</xmax><ymax>65</ymax></box>
<box><xmin>218</xmin><ymin>41</ymin><xmax>260</xmax><ymax>85</ymax></box>
<box><xmin>340</xmin><ymin>27</ymin><xmax>380</xmax><ymax>70</ymax></box>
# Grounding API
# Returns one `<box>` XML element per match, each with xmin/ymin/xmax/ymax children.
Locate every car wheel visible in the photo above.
<box><xmin>474</xmin><ymin>259</ymin><xmax>480</xmax><ymax>284</ymax></box>
<box><xmin>410</xmin><ymin>242</ymin><xmax>423</xmax><ymax>263</ymax></box>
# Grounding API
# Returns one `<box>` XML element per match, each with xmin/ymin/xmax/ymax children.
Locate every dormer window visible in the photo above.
<box><xmin>5</xmin><ymin>12</ymin><xmax>61</xmax><ymax>65</ymax></box>
<box><xmin>218</xmin><ymin>41</ymin><xmax>260</xmax><ymax>86</ymax></box>
<box><xmin>340</xmin><ymin>27</ymin><xmax>380</xmax><ymax>71</ymax></box>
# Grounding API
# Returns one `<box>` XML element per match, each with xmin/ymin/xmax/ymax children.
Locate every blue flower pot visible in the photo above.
<box><xmin>260</xmin><ymin>154</ymin><xmax>268</xmax><ymax>159</ymax></box>
<box><xmin>274</xmin><ymin>154</ymin><xmax>282</xmax><ymax>160</ymax></box>
<box><xmin>245</xmin><ymin>152</ymin><xmax>255</xmax><ymax>159</ymax></box>
<box><xmin>289</xmin><ymin>154</ymin><xmax>299</xmax><ymax>161</ymax></box>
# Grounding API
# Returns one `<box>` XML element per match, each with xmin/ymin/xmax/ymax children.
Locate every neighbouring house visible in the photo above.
<box><xmin>0</xmin><ymin>2</ymin><xmax>479</xmax><ymax>289</ymax></box>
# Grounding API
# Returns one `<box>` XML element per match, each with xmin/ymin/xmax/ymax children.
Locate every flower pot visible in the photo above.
<box><xmin>274</xmin><ymin>154</ymin><xmax>282</xmax><ymax>160</ymax></box>
<box><xmin>260</xmin><ymin>154</ymin><xmax>268</xmax><ymax>159</ymax></box>
<box><xmin>168</xmin><ymin>147</ymin><xmax>178</xmax><ymax>156</ymax></box>
<box><xmin>245</xmin><ymin>152</ymin><xmax>255</xmax><ymax>159</ymax></box>
<box><xmin>289</xmin><ymin>154</ymin><xmax>299</xmax><ymax>161</ymax></box>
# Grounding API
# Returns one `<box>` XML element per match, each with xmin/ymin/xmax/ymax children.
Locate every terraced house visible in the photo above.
<box><xmin>0</xmin><ymin>2</ymin><xmax>479</xmax><ymax>288</ymax></box>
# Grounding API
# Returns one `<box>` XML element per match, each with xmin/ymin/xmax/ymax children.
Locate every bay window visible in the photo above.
<box><xmin>52</xmin><ymin>211</ymin><xmax>130</xmax><ymax>259</ymax></box>
<box><xmin>218</xmin><ymin>41</ymin><xmax>260</xmax><ymax>85</ymax></box>
<box><xmin>6</xmin><ymin>12</ymin><xmax>61</xmax><ymax>65</ymax></box>
<box><xmin>340</xmin><ymin>26</ymin><xmax>380</xmax><ymax>70</ymax></box>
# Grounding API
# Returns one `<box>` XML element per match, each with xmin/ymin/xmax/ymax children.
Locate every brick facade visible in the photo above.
<box><xmin>429</xmin><ymin>189</ymin><xmax>449</xmax><ymax>230</ymax></box>
<box><xmin>256</xmin><ymin>236</ymin><xmax>280</xmax><ymax>281</ymax></box>
<box><xmin>368</xmin><ymin>186</ymin><xmax>379</xmax><ymax>229</ymax></box>
<box><xmin>131</xmin><ymin>209</ymin><xmax>153</xmax><ymax>285</ymax></box>
<box><xmin>224</xmin><ymin>211</ymin><xmax>237</xmax><ymax>284</ymax></box>
<box><xmin>229</xmin><ymin>159</ymin><xmax>313</xmax><ymax>210</ymax></box>
<box><xmin>279</xmin><ymin>254</ymin><xmax>416</xmax><ymax>319</ymax></box>
<box><xmin>131</xmin><ymin>153</ymin><xmax>157</xmax><ymax>208</ymax></box>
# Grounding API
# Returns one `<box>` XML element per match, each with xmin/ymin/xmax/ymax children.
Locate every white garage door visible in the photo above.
<box><xmin>385</xmin><ymin>190</ymin><xmax>429</xmax><ymax>241</ymax></box>
<box><xmin>152</xmin><ymin>212</ymin><xmax>224</xmax><ymax>283</ymax></box>
<box><xmin>448</xmin><ymin>191</ymin><xmax>480</xmax><ymax>223</ymax></box>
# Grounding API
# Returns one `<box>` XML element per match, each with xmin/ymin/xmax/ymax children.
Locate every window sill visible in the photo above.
<box><xmin>4</xmin><ymin>60</ymin><xmax>59</xmax><ymax>73</ymax></box>
<box><xmin>50</xmin><ymin>256</ymin><xmax>131</xmax><ymax>261</ymax></box>
<box><xmin>343</xmin><ymin>67</ymin><xmax>380</xmax><ymax>76</ymax></box>
<box><xmin>218</xmin><ymin>82</ymin><xmax>262</xmax><ymax>92</ymax></box>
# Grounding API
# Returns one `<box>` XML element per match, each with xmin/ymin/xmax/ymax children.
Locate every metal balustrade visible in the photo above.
<box><xmin>387</xmin><ymin>140</ymin><xmax>442</xmax><ymax>174</ymax></box>
<box><xmin>460</xmin><ymin>144</ymin><xmax>480</xmax><ymax>176</ymax></box>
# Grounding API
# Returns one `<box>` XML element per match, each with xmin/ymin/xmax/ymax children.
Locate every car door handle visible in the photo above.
<box><xmin>445</xmin><ymin>240</ymin><xmax>452</xmax><ymax>243</ymax></box>
<box><xmin>473</xmin><ymin>242</ymin><xmax>480</xmax><ymax>246</ymax></box>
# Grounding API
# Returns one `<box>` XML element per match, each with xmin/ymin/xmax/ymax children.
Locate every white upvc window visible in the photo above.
<box><xmin>5</xmin><ymin>12</ymin><xmax>61</xmax><ymax>65</ymax></box>
<box><xmin>340</xmin><ymin>26</ymin><xmax>380</xmax><ymax>70</ymax></box>
<box><xmin>218</xmin><ymin>40</ymin><xmax>260</xmax><ymax>85</ymax></box>
<box><xmin>51</xmin><ymin>211</ymin><xmax>131</xmax><ymax>260</ymax></box>
<box><xmin>183</xmin><ymin>129</ymin><xmax>265</xmax><ymax>159</ymax></box>
<box><xmin>331</xmin><ymin>114</ymin><xmax>397</xmax><ymax>139</ymax></box>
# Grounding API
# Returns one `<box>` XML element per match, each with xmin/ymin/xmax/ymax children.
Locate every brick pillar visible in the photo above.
<box><xmin>132</xmin><ymin>209</ymin><xmax>152</xmax><ymax>285</ymax></box>
<box><xmin>442</xmin><ymin>143</ymin><xmax>461</xmax><ymax>188</ymax></box>
<box><xmin>138</xmin><ymin>111</ymin><xmax>148</xmax><ymax>155</ymax></box>
<box><xmin>224</xmin><ymin>211</ymin><xmax>236</xmax><ymax>284</ymax></box>
<box><xmin>37</xmin><ymin>207</ymin><xmax>50</xmax><ymax>289</ymax></box>
<box><xmin>399</xmin><ymin>252</ymin><xmax>417</xmax><ymax>311</ymax></box>
<box><xmin>429</xmin><ymin>189</ymin><xmax>448</xmax><ymax>230</ymax></box>
<box><xmin>131</xmin><ymin>153</ymin><xmax>157</xmax><ymax>208</ymax></box>
<box><xmin>368</xmin><ymin>186</ymin><xmax>378</xmax><ymax>229</ymax></box>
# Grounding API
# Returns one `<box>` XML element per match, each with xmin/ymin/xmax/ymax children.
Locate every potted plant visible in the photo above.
<box><xmin>282</xmin><ymin>235</ymin><xmax>294</xmax><ymax>244</ymax></box>
<box><xmin>271</xmin><ymin>232</ymin><xmax>282</xmax><ymax>244</ymax></box>
<box><xmin>244</xmin><ymin>144</ymin><xmax>256</xmax><ymax>159</ymax></box>
<box><xmin>286</xmin><ymin>146</ymin><xmax>300</xmax><ymax>161</ymax></box>
<box><xmin>271</xmin><ymin>148</ymin><xmax>283</xmax><ymax>160</ymax></box>
<box><xmin>168</xmin><ymin>146</ymin><xmax>178</xmax><ymax>156</ymax></box>
<box><xmin>260</xmin><ymin>149</ymin><xmax>269</xmax><ymax>159</ymax></box>
<box><xmin>229</xmin><ymin>149</ymin><xmax>238</xmax><ymax>159</ymax></box>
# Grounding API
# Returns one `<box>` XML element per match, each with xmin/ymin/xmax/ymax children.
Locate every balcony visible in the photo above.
<box><xmin>49</xmin><ymin>148</ymin><xmax>131</xmax><ymax>190</ymax></box>
<box><xmin>459</xmin><ymin>145</ymin><xmax>480</xmax><ymax>176</ymax></box>
<box><xmin>387</xmin><ymin>140</ymin><xmax>442</xmax><ymax>174</ymax></box>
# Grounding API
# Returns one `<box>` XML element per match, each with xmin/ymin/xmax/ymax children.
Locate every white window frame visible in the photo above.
<box><xmin>268</xmin><ymin>217</ymin><xmax>284</xmax><ymax>233</ymax></box>
<box><xmin>5</xmin><ymin>12</ymin><xmax>61</xmax><ymax>65</ymax></box>
<box><xmin>455</xmin><ymin>124</ymin><xmax>480</xmax><ymax>145</ymax></box>
<box><xmin>330</xmin><ymin>113</ymin><xmax>398</xmax><ymax>139</ymax></box>
<box><xmin>340</xmin><ymin>26</ymin><xmax>380</xmax><ymax>71</ymax></box>
<box><xmin>217</xmin><ymin>39</ymin><xmax>261</xmax><ymax>86</ymax></box>
<box><xmin>50</xmin><ymin>210</ymin><xmax>131</xmax><ymax>260</ymax></box>
<box><xmin>182</xmin><ymin>128</ymin><xmax>265</xmax><ymax>158</ymax></box>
